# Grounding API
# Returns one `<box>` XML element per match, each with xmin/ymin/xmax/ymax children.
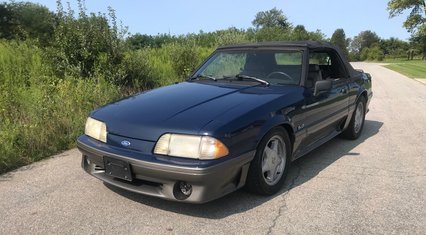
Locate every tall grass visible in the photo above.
<box><xmin>0</xmin><ymin>40</ymin><xmax>213</xmax><ymax>174</ymax></box>
<box><xmin>0</xmin><ymin>41</ymin><xmax>121</xmax><ymax>173</ymax></box>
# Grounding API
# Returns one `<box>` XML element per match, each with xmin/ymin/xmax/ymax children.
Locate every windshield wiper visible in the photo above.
<box><xmin>190</xmin><ymin>74</ymin><xmax>217</xmax><ymax>81</ymax></box>
<box><xmin>235</xmin><ymin>74</ymin><xmax>270</xmax><ymax>86</ymax></box>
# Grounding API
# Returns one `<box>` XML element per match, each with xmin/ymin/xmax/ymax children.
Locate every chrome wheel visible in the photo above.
<box><xmin>354</xmin><ymin>101</ymin><xmax>364</xmax><ymax>134</ymax></box>
<box><xmin>261</xmin><ymin>135</ymin><xmax>286</xmax><ymax>186</ymax></box>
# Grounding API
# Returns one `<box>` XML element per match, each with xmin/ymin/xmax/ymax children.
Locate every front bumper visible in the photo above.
<box><xmin>77</xmin><ymin>135</ymin><xmax>255</xmax><ymax>203</ymax></box>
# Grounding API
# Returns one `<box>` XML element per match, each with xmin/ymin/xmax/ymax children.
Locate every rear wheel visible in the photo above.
<box><xmin>342</xmin><ymin>96</ymin><xmax>366</xmax><ymax>140</ymax></box>
<box><xmin>245</xmin><ymin>127</ymin><xmax>291</xmax><ymax>195</ymax></box>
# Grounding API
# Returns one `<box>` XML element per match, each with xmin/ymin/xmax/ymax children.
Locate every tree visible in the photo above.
<box><xmin>126</xmin><ymin>33</ymin><xmax>180</xmax><ymax>49</ymax></box>
<box><xmin>50</xmin><ymin>0</ymin><xmax>127</xmax><ymax>81</ymax></box>
<box><xmin>360</xmin><ymin>46</ymin><xmax>385</xmax><ymax>61</ymax></box>
<box><xmin>0</xmin><ymin>3</ymin><xmax>15</xmax><ymax>39</ymax></box>
<box><xmin>214</xmin><ymin>27</ymin><xmax>249</xmax><ymax>46</ymax></box>
<box><xmin>388</xmin><ymin>0</ymin><xmax>426</xmax><ymax>59</ymax></box>
<box><xmin>409</xmin><ymin>29</ymin><xmax>426</xmax><ymax>58</ymax></box>
<box><xmin>350</xmin><ymin>30</ymin><xmax>381</xmax><ymax>59</ymax></box>
<box><xmin>379</xmin><ymin>37</ymin><xmax>410</xmax><ymax>58</ymax></box>
<box><xmin>330</xmin><ymin>28</ymin><xmax>349</xmax><ymax>58</ymax></box>
<box><xmin>292</xmin><ymin>25</ymin><xmax>309</xmax><ymax>40</ymax></box>
<box><xmin>0</xmin><ymin>2</ymin><xmax>56</xmax><ymax>45</ymax></box>
<box><xmin>254</xmin><ymin>27</ymin><xmax>290</xmax><ymax>42</ymax></box>
<box><xmin>252</xmin><ymin>7</ymin><xmax>291</xmax><ymax>30</ymax></box>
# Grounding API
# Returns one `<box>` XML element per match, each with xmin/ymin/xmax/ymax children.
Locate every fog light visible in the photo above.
<box><xmin>180</xmin><ymin>181</ymin><xmax>192</xmax><ymax>196</ymax></box>
<box><xmin>173</xmin><ymin>181</ymin><xmax>192</xmax><ymax>200</ymax></box>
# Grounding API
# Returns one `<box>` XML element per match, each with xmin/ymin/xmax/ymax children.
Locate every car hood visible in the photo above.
<box><xmin>91</xmin><ymin>81</ymin><xmax>291</xmax><ymax>141</ymax></box>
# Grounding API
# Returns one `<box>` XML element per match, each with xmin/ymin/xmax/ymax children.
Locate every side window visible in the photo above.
<box><xmin>309</xmin><ymin>53</ymin><xmax>330</xmax><ymax>65</ymax></box>
<box><xmin>309</xmin><ymin>51</ymin><xmax>347</xmax><ymax>79</ymax></box>
<box><xmin>275</xmin><ymin>52</ymin><xmax>303</xmax><ymax>65</ymax></box>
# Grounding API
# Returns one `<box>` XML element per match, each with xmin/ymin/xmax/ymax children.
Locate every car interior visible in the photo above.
<box><xmin>306</xmin><ymin>50</ymin><xmax>348</xmax><ymax>90</ymax></box>
<box><xmin>241</xmin><ymin>51</ymin><xmax>302</xmax><ymax>85</ymax></box>
<box><xmin>239</xmin><ymin>50</ymin><xmax>347</xmax><ymax>88</ymax></box>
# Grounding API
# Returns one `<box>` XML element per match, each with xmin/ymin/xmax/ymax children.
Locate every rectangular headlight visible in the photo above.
<box><xmin>153</xmin><ymin>134</ymin><xmax>229</xmax><ymax>160</ymax></box>
<box><xmin>85</xmin><ymin>117</ymin><xmax>107</xmax><ymax>143</ymax></box>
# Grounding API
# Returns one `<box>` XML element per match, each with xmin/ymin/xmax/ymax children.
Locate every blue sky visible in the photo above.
<box><xmin>25</xmin><ymin>0</ymin><xmax>411</xmax><ymax>40</ymax></box>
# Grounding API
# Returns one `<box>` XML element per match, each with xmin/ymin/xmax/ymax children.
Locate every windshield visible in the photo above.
<box><xmin>193</xmin><ymin>50</ymin><xmax>303</xmax><ymax>85</ymax></box>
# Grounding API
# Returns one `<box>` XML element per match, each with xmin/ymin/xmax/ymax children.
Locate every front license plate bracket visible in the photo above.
<box><xmin>103</xmin><ymin>157</ymin><xmax>133</xmax><ymax>181</ymax></box>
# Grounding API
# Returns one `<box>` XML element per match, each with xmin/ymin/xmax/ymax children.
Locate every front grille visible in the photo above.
<box><xmin>94</xmin><ymin>165</ymin><xmax>104</xmax><ymax>171</ymax></box>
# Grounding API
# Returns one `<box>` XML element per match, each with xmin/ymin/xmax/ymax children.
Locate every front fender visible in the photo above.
<box><xmin>254</xmin><ymin>113</ymin><xmax>295</xmax><ymax>148</ymax></box>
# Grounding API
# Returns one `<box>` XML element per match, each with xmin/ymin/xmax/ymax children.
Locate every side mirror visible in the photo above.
<box><xmin>314</xmin><ymin>80</ymin><xmax>332</xmax><ymax>96</ymax></box>
<box><xmin>365</xmin><ymin>73</ymin><xmax>372</xmax><ymax>79</ymax></box>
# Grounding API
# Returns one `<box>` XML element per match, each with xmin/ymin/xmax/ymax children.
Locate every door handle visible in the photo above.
<box><xmin>340</xmin><ymin>88</ymin><xmax>348</xmax><ymax>94</ymax></box>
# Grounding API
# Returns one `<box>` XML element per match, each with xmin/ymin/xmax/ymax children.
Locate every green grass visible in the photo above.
<box><xmin>383</xmin><ymin>59</ymin><xmax>426</xmax><ymax>78</ymax></box>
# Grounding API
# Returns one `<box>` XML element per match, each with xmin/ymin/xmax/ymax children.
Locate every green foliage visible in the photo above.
<box><xmin>292</xmin><ymin>25</ymin><xmax>310</xmax><ymax>40</ymax></box>
<box><xmin>252</xmin><ymin>7</ymin><xmax>291</xmax><ymax>30</ymax></box>
<box><xmin>254</xmin><ymin>26</ymin><xmax>325</xmax><ymax>42</ymax></box>
<box><xmin>250</xmin><ymin>7</ymin><xmax>325</xmax><ymax>42</ymax></box>
<box><xmin>409</xmin><ymin>24</ymin><xmax>426</xmax><ymax>59</ymax></box>
<box><xmin>213</xmin><ymin>28</ymin><xmax>251</xmax><ymax>46</ymax></box>
<box><xmin>388</xmin><ymin>0</ymin><xmax>426</xmax><ymax>59</ymax></box>
<box><xmin>330</xmin><ymin>28</ymin><xmax>349</xmax><ymax>58</ymax></box>
<box><xmin>379</xmin><ymin>37</ymin><xmax>410</xmax><ymax>58</ymax></box>
<box><xmin>349</xmin><ymin>31</ymin><xmax>414</xmax><ymax>61</ymax></box>
<box><xmin>360</xmin><ymin>46</ymin><xmax>385</xmax><ymax>61</ymax></box>
<box><xmin>388</xmin><ymin>0</ymin><xmax>425</xmax><ymax>32</ymax></box>
<box><xmin>50</xmin><ymin>0</ymin><xmax>127</xmax><ymax>80</ymax></box>
<box><xmin>254</xmin><ymin>27</ymin><xmax>292</xmax><ymax>42</ymax></box>
<box><xmin>169</xmin><ymin>40</ymin><xmax>203</xmax><ymax>78</ymax></box>
<box><xmin>0</xmin><ymin>41</ymin><xmax>120</xmax><ymax>173</ymax></box>
<box><xmin>126</xmin><ymin>33</ymin><xmax>177</xmax><ymax>49</ymax></box>
<box><xmin>0</xmin><ymin>3</ymin><xmax>16</xmax><ymax>39</ymax></box>
<box><xmin>350</xmin><ymin>30</ymin><xmax>381</xmax><ymax>58</ymax></box>
<box><xmin>0</xmin><ymin>2</ymin><xmax>55</xmax><ymax>46</ymax></box>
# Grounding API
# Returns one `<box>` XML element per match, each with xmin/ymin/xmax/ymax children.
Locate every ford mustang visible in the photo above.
<box><xmin>77</xmin><ymin>41</ymin><xmax>373</xmax><ymax>203</ymax></box>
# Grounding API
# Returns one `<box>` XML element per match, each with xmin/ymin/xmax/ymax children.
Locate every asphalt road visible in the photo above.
<box><xmin>1</xmin><ymin>62</ymin><xmax>425</xmax><ymax>235</ymax></box>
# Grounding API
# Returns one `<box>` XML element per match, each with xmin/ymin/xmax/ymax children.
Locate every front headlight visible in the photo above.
<box><xmin>153</xmin><ymin>134</ymin><xmax>229</xmax><ymax>159</ymax></box>
<box><xmin>85</xmin><ymin>117</ymin><xmax>107</xmax><ymax>143</ymax></box>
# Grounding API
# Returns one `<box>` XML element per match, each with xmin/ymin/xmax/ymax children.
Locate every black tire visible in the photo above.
<box><xmin>342</xmin><ymin>96</ymin><xmax>366</xmax><ymax>140</ymax></box>
<box><xmin>245</xmin><ymin>127</ymin><xmax>291</xmax><ymax>195</ymax></box>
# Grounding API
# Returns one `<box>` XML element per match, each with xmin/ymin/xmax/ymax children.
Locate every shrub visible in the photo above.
<box><xmin>169</xmin><ymin>40</ymin><xmax>203</xmax><ymax>78</ymax></box>
<box><xmin>0</xmin><ymin>40</ymin><xmax>120</xmax><ymax>174</ymax></box>
<box><xmin>360</xmin><ymin>46</ymin><xmax>384</xmax><ymax>61</ymax></box>
<box><xmin>49</xmin><ymin>0</ymin><xmax>127</xmax><ymax>81</ymax></box>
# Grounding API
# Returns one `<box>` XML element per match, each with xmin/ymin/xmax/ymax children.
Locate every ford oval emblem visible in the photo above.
<box><xmin>121</xmin><ymin>140</ymin><xmax>131</xmax><ymax>147</ymax></box>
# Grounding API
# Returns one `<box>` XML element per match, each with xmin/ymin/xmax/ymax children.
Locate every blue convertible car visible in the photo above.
<box><xmin>77</xmin><ymin>41</ymin><xmax>372</xmax><ymax>203</ymax></box>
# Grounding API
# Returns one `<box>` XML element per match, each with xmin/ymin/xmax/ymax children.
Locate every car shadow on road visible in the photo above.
<box><xmin>105</xmin><ymin>119</ymin><xmax>383</xmax><ymax>219</ymax></box>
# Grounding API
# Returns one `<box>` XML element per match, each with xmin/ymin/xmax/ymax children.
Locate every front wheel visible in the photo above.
<box><xmin>342</xmin><ymin>96</ymin><xmax>366</xmax><ymax>140</ymax></box>
<box><xmin>245</xmin><ymin>127</ymin><xmax>291</xmax><ymax>195</ymax></box>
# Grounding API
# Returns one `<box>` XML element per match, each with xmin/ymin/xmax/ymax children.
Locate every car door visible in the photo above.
<box><xmin>299</xmin><ymin>51</ymin><xmax>350</xmax><ymax>149</ymax></box>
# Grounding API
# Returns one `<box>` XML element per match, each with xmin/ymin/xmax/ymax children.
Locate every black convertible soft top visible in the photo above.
<box><xmin>218</xmin><ymin>41</ymin><xmax>359</xmax><ymax>78</ymax></box>
<box><xmin>218</xmin><ymin>41</ymin><xmax>337</xmax><ymax>50</ymax></box>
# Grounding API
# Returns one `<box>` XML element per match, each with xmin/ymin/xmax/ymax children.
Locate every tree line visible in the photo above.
<box><xmin>1</xmin><ymin>2</ymin><xmax>424</xmax><ymax>78</ymax></box>
<box><xmin>0</xmin><ymin>1</ymin><xmax>424</xmax><ymax>92</ymax></box>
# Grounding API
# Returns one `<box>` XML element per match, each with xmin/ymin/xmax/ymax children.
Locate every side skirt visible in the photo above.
<box><xmin>291</xmin><ymin>129</ymin><xmax>341</xmax><ymax>161</ymax></box>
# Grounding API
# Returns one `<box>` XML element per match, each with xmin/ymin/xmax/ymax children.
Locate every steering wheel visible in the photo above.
<box><xmin>266</xmin><ymin>71</ymin><xmax>293</xmax><ymax>80</ymax></box>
